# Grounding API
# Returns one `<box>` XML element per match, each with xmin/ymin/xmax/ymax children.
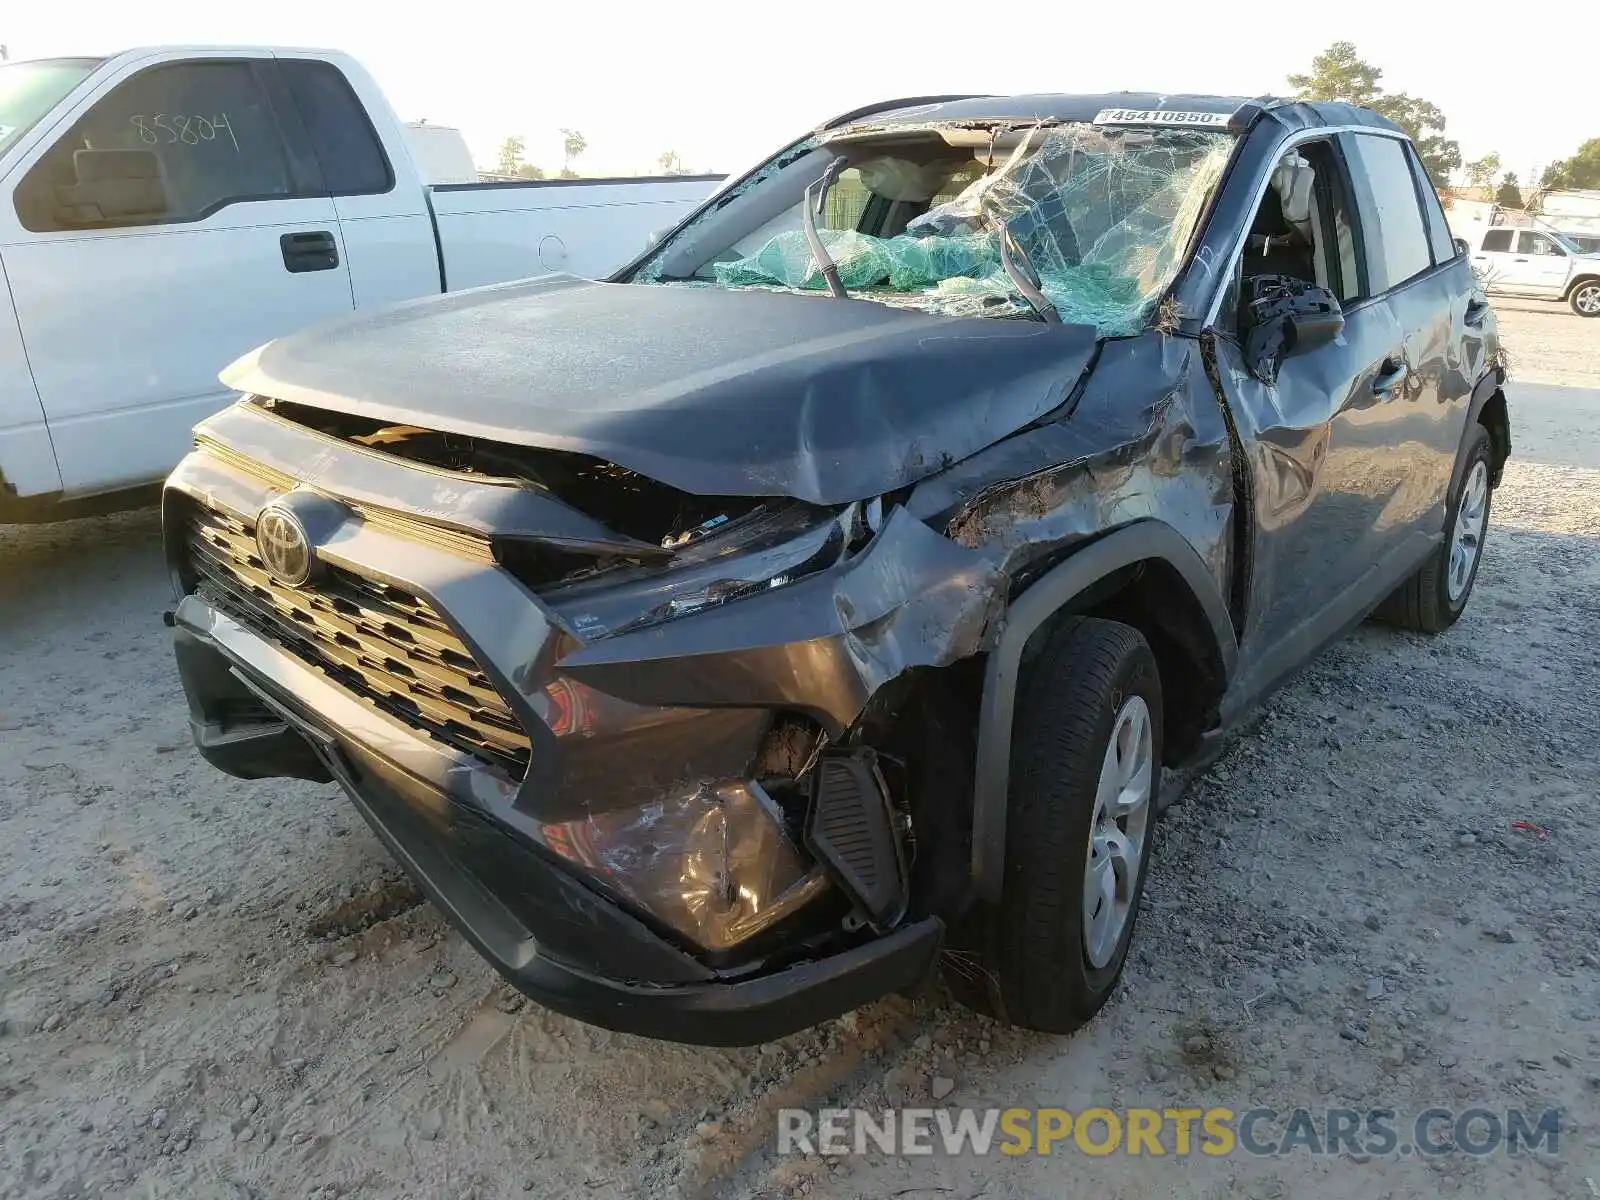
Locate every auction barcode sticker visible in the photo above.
<box><xmin>1093</xmin><ymin>108</ymin><xmax>1233</xmax><ymax>128</ymax></box>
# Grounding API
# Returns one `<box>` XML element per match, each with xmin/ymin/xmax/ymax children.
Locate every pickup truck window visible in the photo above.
<box><xmin>1343</xmin><ymin>133</ymin><xmax>1433</xmax><ymax>293</ymax></box>
<box><xmin>13</xmin><ymin>59</ymin><xmax>303</xmax><ymax>232</ymax></box>
<box><xmin>1481</xmin><ymin>228</ymin><xmax>1513</xmax><ymax>252</ymax></box>
<box><xmin>1517</xmin><ymin>230</ymin><xmax>1565</xmax><ymax>256</ymax></box>
<box><xmin>280</xmin><ymin>59</ymin><xmax>394</xmax><ymax>196</ymax></box>
<box><xmin>0</xmin><ymin>58</ymin><xmax>102</xmax><ymax>156</ymax></box>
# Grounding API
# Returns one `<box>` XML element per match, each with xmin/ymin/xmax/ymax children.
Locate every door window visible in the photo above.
<box><xmin>14</xmin><ymin>59</ymin><xmax>304</xmax><ymax>232</ymax></box>
<box><xmin>1343</xmin><ymin>134</ymin><xmax>1433</xmax><ymax>292</ymax></box>
<box><xmin>1517</xmin><ymin>231</ymin><xmax>1565</xmax><ymax>256</ymax></box>
<box><xmin>1233</xmin><ymin>140</ymin><xmax>1361</xmax><ymax>312</ymax></box>
<box><xmin>1480</xmin><ymin>229</ymin><xmax>1513</xmax><ymax>252</ymax></box>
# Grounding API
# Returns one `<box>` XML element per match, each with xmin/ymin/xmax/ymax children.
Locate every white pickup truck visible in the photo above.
<box><xmin>1458</xmin><ymin>223</ymin><xmax>1600</xmax><ymax>318</ymax></box>
<box><xmin>0</xmin><ymin>46</ymin><xmax>722</xmax><ymax>521</ymax></box>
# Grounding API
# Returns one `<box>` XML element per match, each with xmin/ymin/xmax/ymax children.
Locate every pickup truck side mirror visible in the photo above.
<box><xmin>1241</xmin><ymin>275</ymin><xmax>1344</xmax><ymax>385</ymax></box>
<box><xmin>1452</xmin><ymin>237</ymin><xmax>1469</xmax><ymax>257</ymax></box>
<box><xmin>52</xmin><ymin>148</ymin><xmax>169</xmax><ymax>227</ymax></box>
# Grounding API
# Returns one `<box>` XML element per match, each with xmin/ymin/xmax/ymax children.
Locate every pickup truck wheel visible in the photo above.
<box><xmin>943</xmin><ymin>617</ymin><xmax>1162</xmax><ymax>1033</ymax></box>
<box><xmin>1376</xmin><ymin>424</ymin><xmax>1494</xmax><ymax>633</ymax></box>
<box><xmin>1571</xmin><ymin>280</ymin><xmax>1600</xmax><ymax>317</ymax></box>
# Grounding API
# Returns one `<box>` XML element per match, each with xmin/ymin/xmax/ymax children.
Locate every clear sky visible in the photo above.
<box><xmin>4</xmin><ymin>0</ymin><xmax>1589</xmax><ymax>183</ymax></box>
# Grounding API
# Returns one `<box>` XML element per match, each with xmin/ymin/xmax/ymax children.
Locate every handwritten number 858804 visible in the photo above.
<box><xmin>129</xmin><ymin>114</ymin><xmax>240</xmax><ymax>153</ymax></box>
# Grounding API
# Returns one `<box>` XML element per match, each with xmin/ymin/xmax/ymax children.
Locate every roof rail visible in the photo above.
<box><xmin>820</xmin><ymin>95</ymin><xmax>992</xmax><ymax>130</ymax></box>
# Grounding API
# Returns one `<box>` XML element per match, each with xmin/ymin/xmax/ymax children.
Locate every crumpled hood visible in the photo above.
<box><xmin>222</xmin><ymin>274</ymin><xmax>1101</xmax><ymax>504</ymax></box>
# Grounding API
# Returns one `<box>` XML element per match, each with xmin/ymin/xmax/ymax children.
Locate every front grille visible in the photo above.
<box><xmin>184</xmin><ymin>504</ymin><xmax>531</xmax><ymax>779</ymax></box>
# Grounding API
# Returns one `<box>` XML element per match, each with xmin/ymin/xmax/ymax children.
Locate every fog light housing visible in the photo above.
<box><xmin>540</xmin><ymin>779</ymin><xmax>829</xmax><ymax>952</ymax></box>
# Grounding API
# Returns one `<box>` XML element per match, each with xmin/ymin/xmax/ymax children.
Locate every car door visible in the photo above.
<box><xmin>1209</xmin><ymin>132</ymin><xmax>1443</xmax><ymax>704</ymax></box>
<box><xmin>1470</xmin><ymin>227</ymin><xmax>1517</xmax><ymax>292</ymax></box>
<box><xmin>0</xmin><ymin>53</ymin><xmax>354</xmax><ymax>496</ymax></box>
<box><xmin>1513</xmin><ymin>229</ymin><xmax>1571</xmax><ymax>296</ymax></box>
<box><xmin>1342</xmin><ymin>131</ymin><xmax>1478</xmax><ymax>554</ymax></box>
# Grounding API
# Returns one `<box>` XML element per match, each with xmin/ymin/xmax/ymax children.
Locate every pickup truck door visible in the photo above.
<box><xmin>275</xmin><ymin>53</ymin><xmax>441</xmax><ymax>308</ymax></box>
<box><xmin>1511</xmin><ymin>229</ymin><xmax>1571</xmax><ymax>296</ymax></box>
<box><xmin>1211</xmin><ymin>132</ymin><xmax>1460</xmax><ymax>706</ymax></box>
<box><xmin>0</xmin><ymin>53</ymin><xmax>355</xmax><ymax>497</ymax></box>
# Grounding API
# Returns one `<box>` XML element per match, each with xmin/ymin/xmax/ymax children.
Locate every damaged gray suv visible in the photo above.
<box><xmin>165</xmin><ymin>92</ymin><xmax>1508</xmax><ymax>1044</ymax></box>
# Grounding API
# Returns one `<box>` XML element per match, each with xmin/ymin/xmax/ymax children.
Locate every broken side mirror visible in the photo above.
<box><xmin>1241</xmin><ymin>275</ymin><xmax>1343</xmax><ymax>385</ymax></box>
<box><xmin>51</xmin><ymin>148</ymin><xmax>169</xmax><ymax>227</ymax></box>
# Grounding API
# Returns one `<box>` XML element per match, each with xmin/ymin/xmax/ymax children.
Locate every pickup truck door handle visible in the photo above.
<box><xmin>1371</xmin><ymin>358</ymin><xmax>1408</xmax><ymax>396</ymax></box>
<box><xmin>280</xmin><ymin>230</ymin><xmax>340</xmax><ymax>273</ymax></box>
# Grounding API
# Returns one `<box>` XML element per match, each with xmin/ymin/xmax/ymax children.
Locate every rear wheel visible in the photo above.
<box><xmin>1376</xmin><ymin>424</ymin><xmax>1494</xmax><ymax>632</ymax></box>
<box><xmin>944</xmin><ymin>617</ymin><xmax>1162</xmax><ymax>1033</ymax></box>
<box><xmin>1571</xmin><ymin>279</ymin><xmax>1600</xmax><ymax>317</ymax></box>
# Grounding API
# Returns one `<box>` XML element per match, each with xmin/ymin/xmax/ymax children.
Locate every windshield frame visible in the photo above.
<box><xmin>0</xmin><ymin>57</ymin><xmax>104</xmax><ymax>158</ymax></box>
<box><xmin>629</xmin><ymin>118</ymin><xmax>1238</xmax><ymax>335</ymax></box>
<box><xmin>1542</xmin><ymin>227</ymin><xmax>1584</xmax><ymax>255</ymax></box>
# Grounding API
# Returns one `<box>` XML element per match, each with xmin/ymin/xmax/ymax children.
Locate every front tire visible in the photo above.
<box><xmin>1377</xmin><ymin>424</ymin><xmax>1494</xmax><ymax>632</ymax></box>
<box><xmin>944</xmin><ymin>617</ymin><xmax>1162</xmax><ymax>1033</ymax></box>
<box><xmin>1570</xmin><ymin>279</ymin><xmax>1600</xmax><ymax>317</ymax></box>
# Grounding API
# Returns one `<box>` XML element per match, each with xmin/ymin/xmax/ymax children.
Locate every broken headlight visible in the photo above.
<box><xmin>544</xmin><ymin>502</ymin><xmax>866</xmax><ymax>640</ymax></box>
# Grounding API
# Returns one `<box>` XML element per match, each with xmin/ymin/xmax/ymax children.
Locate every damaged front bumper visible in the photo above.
<box><xmin>173</xmin><ymin>594</ymin><xmax>940</xmax><ymax>1043</ymax></box>
<box><xmin>161</xmin><ymin>409</ymin><xmax>1004</xmax><ymax>1042</ymax></box>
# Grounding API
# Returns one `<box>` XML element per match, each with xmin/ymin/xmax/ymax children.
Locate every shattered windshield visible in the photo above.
<box><xmin>633</xmin><ymin>121</ymin><xmax>1233</xmax><ymax>335</ymax></box>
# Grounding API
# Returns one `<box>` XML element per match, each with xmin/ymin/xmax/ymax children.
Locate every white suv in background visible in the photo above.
<box><xmin>1465</xmin><ymin>225</ymin><xmax>1600</xmax><ymax>316</ymax></box>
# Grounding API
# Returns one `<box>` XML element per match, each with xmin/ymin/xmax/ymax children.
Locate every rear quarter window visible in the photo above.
<box><xmin>279</xmin><ymin>59</ymin><xmax>393</xmax><ymax>196</ymax></box>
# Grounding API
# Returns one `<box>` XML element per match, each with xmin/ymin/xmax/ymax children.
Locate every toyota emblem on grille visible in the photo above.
<box><xmin>256</xmin><ymin>504</ymin><xmax>313</xmax><ymax>587</ymax></box>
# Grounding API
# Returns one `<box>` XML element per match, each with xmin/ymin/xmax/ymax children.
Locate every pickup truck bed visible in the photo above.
<box><xmin>431</xmin><ymin>176</ymin><xmax>723</xmax><ymax>289</ymax></box>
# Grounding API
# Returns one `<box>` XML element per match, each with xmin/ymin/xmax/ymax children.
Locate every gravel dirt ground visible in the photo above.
<box><xmin>2</xmin><ymin>304</ymin><xmax>1598</xmax><ymax>1200</ymax></box>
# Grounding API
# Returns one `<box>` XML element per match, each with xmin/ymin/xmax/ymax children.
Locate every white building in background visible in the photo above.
<box><xmin>1538</xmin><ymin>190</ymin><xmax>1600</xmax><ymax>253</ymax></box>
<box><xmin>1442</xmin><ymin>190</ymin><xmax>1600</xmax><ymax>255</ymax></box>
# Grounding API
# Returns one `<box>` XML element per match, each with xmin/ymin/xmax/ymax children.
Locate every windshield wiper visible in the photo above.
<box><xmin>803</xmin><ymin>155</ymin><xmax>850</xmax><ymax>299</ymax></box>
<box><xmin>999</xmin><ymin>226</ymin><xmax>1060</xmax><ymax>323</ymax></box>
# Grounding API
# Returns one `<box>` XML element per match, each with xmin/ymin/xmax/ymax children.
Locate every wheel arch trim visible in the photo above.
<box><xmin>970</xmin><ymin>520</ymin><xmax>1237</xmax><ymax>902</ymax></box>
<box><xmin>1457</xmin><ymin>367</ymin><xmax>1510</xmax><ymax>495</ymax></box>
<box><xmin>1562</xmin><ymin>273</ymin><xmax>1600</xmax><ymax>301</ymax></box>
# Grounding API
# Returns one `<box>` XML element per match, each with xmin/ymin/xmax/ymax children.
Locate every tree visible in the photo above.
<box><xmin>559</xmin><ymin>128</ymin><xmax>587</xmax><ymax>178</ymax></box>
<box><xmin>656</xmin><ymin>149</ymin><xmax>691</xmax><ymax>176</ymax></box>
<box><xmin>1540</xmin><ymin>138</ymin><xmax>1600</xmax><ymax>192</ymax></box>
<box><xmin>1463</xmin><ymin>152</ymin><xmax>1502</xmax><ymax>190</ymax></box>
<box><xmin>515</xmin><ymin>163</ymin><xmax>547</xmax><ymax>180</ymax></box>
<box><xmin>1287</xmin><ymin>41</ymin><xmax>1462</xmax><ymax>186</ymax></box>
<box><xmin>1495</xmin><ymin>172</ymin><xmax>1523</xmax><ymax>209</ymax></box>
<box><xmin>495</xmin><ymin>135</ymin><xmax>527</xmax><ymax>177</ymax></box>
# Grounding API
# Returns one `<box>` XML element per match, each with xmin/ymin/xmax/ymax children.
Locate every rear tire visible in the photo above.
<box><xmin>944</xmin><ymin>617</ymin><xmax>1162</xmax><ymax>1033</ymax></box>
<box><xmin>1570</xmin><ymin>279</ymin><xmax>1600</xmax><ymax>317</ymax></box>
<box><xmin>1376</xmin><ymin>424</ymin><xmax>1494</xmax><ymax>632</ymax></box>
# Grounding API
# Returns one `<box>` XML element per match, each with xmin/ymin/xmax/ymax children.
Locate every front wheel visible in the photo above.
<box><xmin>943</xmin><ymin>617</ymin><xmax>1162</xmax><ymax>1033</ymax></box>
<box><xmin>1570</xmin><ymin>279</ymin><xmax>1600</xmax><ymax>317</ymax></box>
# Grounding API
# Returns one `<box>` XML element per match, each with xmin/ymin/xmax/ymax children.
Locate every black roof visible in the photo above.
<box><xmin>827</xmin><ymin>92</ymin><xmax>1404</xmax><ymax>137</ymax></box>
